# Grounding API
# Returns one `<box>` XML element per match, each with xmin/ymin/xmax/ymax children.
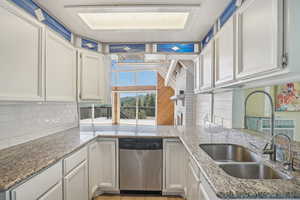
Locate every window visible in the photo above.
<box><xmin>80</xmin><ymin>103</ymin><xmax>112</xmax><ymax>125</ymax></box>
<box><xmin>156</xmin><ymin>43</ymin><xmax>195</xmax><ymax>53</ymax></box>
<box><xmin>112</xmin><ymin>71</ymin><xmax>157</xmax><ymax>87</ymax></box>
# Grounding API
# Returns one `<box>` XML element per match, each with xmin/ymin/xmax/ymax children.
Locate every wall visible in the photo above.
<box><xmin>195</xmin><ymin>89</ymin><xmax>243</xmax><ymax>128</ymax></box>
<box><xmin>157</xmin><ymin>74</ymin><xmax>174</xmax><ymax>125</ymax></box>
<box><xmin>213</xmin><ymin>91</ymin><xmax>233</xmax><ymax>128</ymax></box>
<box><xmin>174</xmin><ymin>62</ymin><xmax>195</xmax><ymax>126</ymax></box>
<box><xmin>195</xmin><ymin>94</ymin><xmax>212</xmax><ymax>126</ymax></box>
<box><xmin>0</xmin><ymin>102</ymin><xmax>78</xmax><ymax>150</ymax></box>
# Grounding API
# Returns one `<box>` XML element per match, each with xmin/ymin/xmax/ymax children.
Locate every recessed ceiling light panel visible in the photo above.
<box><xmin>78</xmin><ymin>12</ymin><xmax>189</xmax><ymax>30</ymax></box>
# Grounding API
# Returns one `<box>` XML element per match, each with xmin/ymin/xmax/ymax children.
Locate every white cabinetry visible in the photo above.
<box><xmin>63</xmin><ymin>147</ymin><xmax>88</xmax><ymax>200</ymax></box>
<box><xmin>194</xmin><ymin>56</ymin><xmax>202</xmax><ymax>93</ymax></box>
<box><xmin>199</xmin><ymin>41</ymin><xmax>214</xmax><ymax>91</ymax></box>
<box><xmin>11</xmin><ymin>162</ymin><xmax>62</xmax><ymax>200</ymax></box>
<box><xmin>39</xmin><ymin>182</ymin><xmax>62</xmax><ymax>200</ymax></box>
<box><xmin>163</xmin><ymin>139</ymin><xmax>186</xmax><ymax>196</ymax></box>
<box><xmin>45</xmin><ymin>29</ymin><xmax>76</xmax><ymax>101</ymax></box>
<box><xmin>236</xmin><ymin>0</ymin><xmax>284</xmax><ymax>78</ymax></box>
<box><xmin>215</xmin><ymin>16</ymin><xmax>235</xmax><ymax>86</ymax></box>
<box><xmin>186</xmin><ymin>159</ymin><xmax>200</xmax><ymax>200</ymax></box>
<box><xmin>78</xmin><ymin>49</ymin><xmax>105</xmax><ymax>101</ymax></box>
<box><xmin>88</xmin><ymin>141</ymin><xmax>101</xmax><ymax>199</ymax></box>
<box><xmin>64</xmin><ymin>161</ymin><xmax>88</xmax><ymax>200</ymax></box>
<box><xmin>98</xmin><ymin>138</ymin><xmax>119</xmax><ymax>192</ymax></box>
<box><xmin>0</xmin><ymin>1</ymin><xmax>44</xmax><ymax>101</ymax></box>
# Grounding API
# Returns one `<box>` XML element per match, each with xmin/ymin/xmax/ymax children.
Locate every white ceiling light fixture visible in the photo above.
<box><xmin>78</xmin><ymin>12</ymin><xmax>189</xmax><ymax>30</ymax></box>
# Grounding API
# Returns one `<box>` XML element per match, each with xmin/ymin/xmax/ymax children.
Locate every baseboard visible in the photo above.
<box><xmin>162</xmin><ymin>189</ymin><xmax>185</xmax><ymax>198</ymax></box>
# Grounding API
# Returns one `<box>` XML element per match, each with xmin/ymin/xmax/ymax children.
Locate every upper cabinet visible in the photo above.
<box><xmin>236</xmin><ymin>0</ymin><xmax>284</xmax><ymax>78</ymax></box>
<box><xmin>78</xmin><ymin>49</ymin><xmax>105</xmax><ymax>101</ymax></box>
<box><xmin>194</xmin><ymin>56</ymin><xmax>202</xmax><ymax>93</ymax></box>
<box><xmin>199</xmin><ymin>41</ymin><xmax>214</xmax><ymax>91</ymax></box>
<box><xmin>45</xmin><ymin>29</ymin><xmax>76</xmax><ymax>101</ymax></box>
<box><xmin>214</xmin><ymin>16</ymin><xmax>235</xmax><ymax>86</ymax></box>
<box><xmin>0</xmin><ymin>1</ymin><xmax>44</xmax><ymax>101</ymax></box>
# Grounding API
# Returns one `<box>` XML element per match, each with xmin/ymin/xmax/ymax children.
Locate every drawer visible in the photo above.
<box><xmin>11</xmin><ymin>161</ymin><xmax>62</xmax><ymax>200</ymax></box>
<box><xmin>38</xmin><ymin>181</ymin><xmax>62</xmax><ymax>200</ymax></box>
<box><xmin>64</xmin><ymin>146</ymin><xmax>87</xmax><ymax>175</ymax></box>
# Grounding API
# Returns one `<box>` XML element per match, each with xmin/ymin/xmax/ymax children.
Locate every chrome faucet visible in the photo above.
<box><xmin>263</xmin><ymin>133</ymin><xmax>294</xmax><ymax>171</ymax></box>
<box><xmin>244</xmin><ymin>90</ymin><xmax>276</xmax><ymax>160</ymax></box>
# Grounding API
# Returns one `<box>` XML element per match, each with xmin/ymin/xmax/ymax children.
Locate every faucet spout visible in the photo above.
<box><xmin>244</xmin><ymin>90</ymin><xmax>275</xmax><ymax>160</ymax></box>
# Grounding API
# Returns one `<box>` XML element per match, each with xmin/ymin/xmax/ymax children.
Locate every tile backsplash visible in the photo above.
<box><xmin>0</xmin><ymin>102</ymin><xmax>78</xmax><ymax>150</ymax></box>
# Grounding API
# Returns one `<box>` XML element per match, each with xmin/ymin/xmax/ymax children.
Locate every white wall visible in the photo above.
<box><xmin>213</xmin><ymin>91</ymin><xmax>233</xmax><ymax>128</ymax></box>
<box><xmin>194</xmin><ymin>89</ymin><xmax>244</xmax><ymax>129</ymax></box>
<box><xmin>0</xmin><ymin>102</ymin><xmax>78</xmax><ymax>150</ymax></box>
<box><xmin>195</xmin><ymin>94</ymin><xmax>212</xmax><ymax>126</ymax></box>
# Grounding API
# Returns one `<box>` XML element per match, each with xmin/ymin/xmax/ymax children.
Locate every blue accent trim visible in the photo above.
<box><xmin>219</xmin><ymin>0</ymin><xmax>237</xmax><ymax>27</ymax></box>
<box><xmin>43</xmin><ymin>12</ymin><xmax>72</xmax><ymax>41</ymax></box>
<box><xmin>201</xmin><ymin>27</ymin><xmax>214</xmax><ymax>48</ymax></box>
<box><xmin>109</xmin><ymin>44</ymin><xmax>146</xmax><ymax>53</ymax></box>
<box><xmin>9</xmin><ymin>0</ymin><xmax>72</xmax><ymax>41</ymax></box>
<box><xmin>157</xmin><ymin>43</ymin><xmax>195</xmax><ymax>53</ymax></box>
<box><xmin>10</xmin><ymin>0</ymin><xmax>39</xmax><ymax>17</ymax></box>
<box><xmin>82</xmin><ymin>38</ymin><xmax>98</xmax><ymax>51</ymax></box>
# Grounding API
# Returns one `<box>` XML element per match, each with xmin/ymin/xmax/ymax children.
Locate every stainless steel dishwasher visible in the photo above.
<box><xmin>119</xmin><ymin>138</ymin><xmax>163</xmax><ymax>192</ymax></box>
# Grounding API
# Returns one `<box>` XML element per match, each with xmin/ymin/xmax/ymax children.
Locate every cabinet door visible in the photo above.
<box><xmin>64</xmin><ymin>161</ymin><xmax>88</xmax><ymax>200</ymax></box>
<box><xmin>200</xmin><ymin>42</ymin><xmax>214</xmax><ymax>91</ymax></box>
<box><xmin>236</xmin><ymin>0</ymin><xmax>283</xmax><ymax>78</ymax></box>
<box><xmin>11</xmin><ymin>162</ymin><xmax>62</xmax><ymax>200</ymax></box>
<box><xmin>194</xmin><ymin>56</ymin><xmax>202</xmax><ymax>92</ymax></box>
<box><xmin>0</xmin><ymin>1</ymin><xmax>44</xmax><ymax>101</ymax></box>
<box><xmin>88</xmin><ymin>141</ymin><xmax>101</xmax><ymax>199</ymax></box>
<box><xmin>163</xmin><ymin>139</ymin><xmax>186</xmax><ymax>194</ymax></box>
<box><xmin>187</xmin><ymin>163</ymin><xmax>200</xmax><ymax>200</ymax></box>
<box><xmin>80</xmin><ymin>51</ymin><xmax>104</xmax><ymax>101</ymax></box>
<box><xmin>215</xmin><ymin>16</ymin><xmax>235</xmax><ymax>86</ymax></box>
<box><xmin>98</xmin><ymin>138</ymin><xmax>118</xmax><ymax>191</ymax></box>
<box><xmin>45</xmin><ymin>29</ymin><xmax>76</xmax><ymax>101</ymax></box>
<box><xmin>38</xmin><ymin>182</ymin><xmax>62</xmax><ymax>200</ymax></box>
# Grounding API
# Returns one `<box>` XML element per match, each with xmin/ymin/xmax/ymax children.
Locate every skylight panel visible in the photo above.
<box><xmin>78</xmin><ymin>12</ymin><xmax>189</xmax><ymax>30</ymax></box>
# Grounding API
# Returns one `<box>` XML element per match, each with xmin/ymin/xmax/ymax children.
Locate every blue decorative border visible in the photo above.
<box><xmin>201</xmin><ymin>27</ymin><xmax>214</xmax><ymax>48</ymax></box>
<box><xmin>157</xmin><ymin>43</ymin><xmax>195</xmax><ymax>53</ymax></box>
<box><xmin>10</xmin><ymin>0</ymin><xmax>72</xmax><ymax>41</ymax></box>
<box><xmin>109</xmin><ymin>44</ymin><xmax>146</xmax><ymax>53</ymax></box>
<box><xmin>82</xmin><ymin>38</ymin><xmax>98</xmax><ymax>51</ymax></box>
<box><xmin>219</xmin><ymin>0</ymin><xmax>237</xmax><ymax>27</ymax></box>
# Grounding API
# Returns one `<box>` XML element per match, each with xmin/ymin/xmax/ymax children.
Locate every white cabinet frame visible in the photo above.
<box><xmin>78</xmin><ymin>49</ymin><xmax>104</xmax><ymax>101</ymax></box>
<box><xmin>235</xmin><ymin>0</ymin><xmax>284</xmax><ymax>79</ymax></box>
<box><xmin>0</xmin><ymin>0</ymin><xmax>45</xmax><ymax>101</ymax></box>
<box><xmin>214</xmin><ymin>16</ymin><xmax>236</xmax><ymax>86</ymax></box>
<box><xmin>45</xmin><ymin>28</ymin><xmax>76</xmax><ymax>102</ymax></box>
<box><xmin>199</xmin><ymin>41</ymin><xmax>215</xmax><ymax>92</ymax></box>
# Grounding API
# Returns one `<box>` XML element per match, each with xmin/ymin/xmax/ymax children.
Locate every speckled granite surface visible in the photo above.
<box><xmin>0</xmin><ymin>125</ymin><xmax>300</xmax><ymax>199</ymax></box>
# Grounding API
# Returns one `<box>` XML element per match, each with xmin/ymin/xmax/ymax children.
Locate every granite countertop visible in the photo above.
<box><xmin>0</xmin><ymin>125</ymin><xmax>300</xmax><ymax>199</ymax></box>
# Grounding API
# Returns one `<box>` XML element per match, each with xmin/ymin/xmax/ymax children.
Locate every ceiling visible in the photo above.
<box><xmin>33</xmin><ymin>0</ymin><xmax>231</xmax><ymax>43</ymax></box>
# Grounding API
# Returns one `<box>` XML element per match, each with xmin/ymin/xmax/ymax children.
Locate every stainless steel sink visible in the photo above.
<box><xmin>199</xmin><ymin>144</ymin><xmax>260</xmax><ymax>162</ymax></box>
<box><xmin>219</xmin><ymin>163</ymin><xmax>290</xmax><ymax>179</ymax></box>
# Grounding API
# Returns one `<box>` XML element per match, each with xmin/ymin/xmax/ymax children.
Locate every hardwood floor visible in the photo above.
<box><xmin>95</xmin><ymin>195</ymin><xmax>183</xmax><ymax>200</ymax></box>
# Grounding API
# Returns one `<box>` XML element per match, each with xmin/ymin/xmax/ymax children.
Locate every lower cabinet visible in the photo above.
<box><xmin>163</xmin><ymin>139</ymin><xmax>187</xmax><ymax>196</ymax></box>
<box><xmin>63</xmin><ymin>161</ymin><xmax>88</xmax><ymax>200</ymax></box>
<box><xmin>11</xmin><ymin>162</ymin><xmax>62</xmax><ymax>200</ymax></box>
<box><xmin>98</xmin><ymin>138</ymin><xmax>119</xmax><ymax>192</ymax></box>
<box><xmin>89</xmin><ymin>141</ymin><xmax>101</xmax><ymax>199</ymax></box>
<box><xmin>186</xmin><ymin>159</ymin><xmax>200</xmax><ymax>200</ymax></box>
<box><xmin>39</xmin><ymin>182</ymin><xmax>62</xmax><ymax>200</ymax></box>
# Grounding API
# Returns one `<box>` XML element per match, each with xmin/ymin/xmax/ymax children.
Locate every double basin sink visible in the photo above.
<box><xmin>199</xmin><ymin>144</ymin><xmax>289</xmax><ymax>180</ymax></box>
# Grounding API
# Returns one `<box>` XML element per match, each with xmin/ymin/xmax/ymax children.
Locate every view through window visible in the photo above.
<box><xmin>120</xmin><ymin>92</ymin><xmax>156</xmax><ymax>125</ymax></box>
